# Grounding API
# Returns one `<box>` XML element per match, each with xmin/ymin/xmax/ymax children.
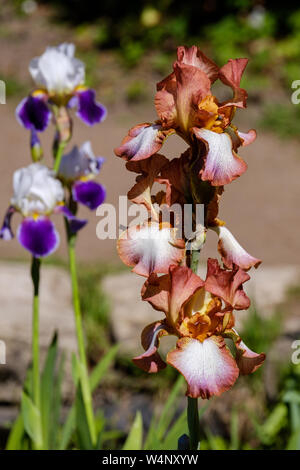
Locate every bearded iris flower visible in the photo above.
<box><xmin>115</xmin><ymin>46</ymin><xmax>256</xmax><ymax>186</ymax></box>
<box><xmin>134</xmin><ymin>259</ymin><xmax>265</xmax><ymax>398</ymax></box>
<box><xmin>0</xmin><ymin>163</ymin><xmax>87</xmax><ymax>257</ymax></box>
<box><xmin>58</xmin><ymin>141</ymin><xmax>106</xmax><ymax>210</ymax></box>
<box><xmin>16</xmin><ymin>43</ymin><xmax>107</xmax><ymax>140</ymax></box>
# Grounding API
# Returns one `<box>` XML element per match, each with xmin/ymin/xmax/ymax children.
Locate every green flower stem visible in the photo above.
<box><xmin>67</xmin><ymin>228</ymin><xmax>97</xmax><ymax>446</ymax></box>
<box><xmin>53</xmin><ymin>141</ymin><xmax>67</xmax><ymax>173</ymax></box>
<box><xmin>31</xmin><ymin>257</ymin><xmax>41</xmax><ymax>411</ymax></box>
<box><xmin>187</xmin><ymin>249</ymin><xmax>201</xmax><ymax>450</ymax></box>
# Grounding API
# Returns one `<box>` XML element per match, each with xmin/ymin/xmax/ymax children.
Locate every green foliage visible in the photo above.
<box><xmin>78</xmin><ymin>265</ymin><xmax>112</xmax><ymax>362</ymax></box>
<box><xmin>122</xmin><ymin>411</ymin><xmax>143</xmax><ymax>450</ymax></box>
<box><xmin>122</xmin><ymin>375</ymin><xmax>207</xmax><ymax>451</ymax></box>
<box><xmin>260</xmin><ymin>103</ymin><xmax>300</xmax><ymax>139</ymax></box>
<box><xmin>6</xmin><ymin>334</ymin><xmax>119</xmax><ymax>450</ymax></box>
<box><xmin>0</xmin><ymin>74</ymin><xmax>26</xmax><ymax>97</ymax></box>
<box><xmin>126</xmin><ymin>80</ymin><xmax>147</xmax><ymax>103</ymax></box>
<box><xmin>241</xmin><ymin>306</ymin><xmax>282</xmax><ymax>356</ymax></box>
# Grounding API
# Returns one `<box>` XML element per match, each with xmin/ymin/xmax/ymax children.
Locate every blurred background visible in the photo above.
<box><xmin>0</xmin><ymin>0</ymin><xmax>299</xmax><ymax>450</ymax></box>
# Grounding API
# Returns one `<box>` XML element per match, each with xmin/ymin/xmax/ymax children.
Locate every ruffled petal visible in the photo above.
<box><xmin>233</xmin><ymin>330</ymin><xmax>265</xmax><ymax>375</ymax></box>
<box><xmin>141</xmin><ymin>273</ymin><xmax>170</xmax><ymax>314</ymax></box>
<box><xmin>0</xmin><ymin>206</ymin><xmax>15</xmax><ymax>240</ymax></box>
<box><xmin>218</xmin><ymin>58</ymin><xmax>248</xmax><ymax>108</ymax></box>
<box><xmin>155</xmin><ymin>73</ymin><xmax>178</xmax><ymax>128</ymax></box>
<box><xmin>237</xmin><ymin>129</ymin><xmax>256</xmax><ymax>146</ymax></box>
<box><xmin>54</xmin><ymin>204</ymin><xmax>87</xmax><ymax>233</ymax></box>
<box><xmin>193</xmin><ymin>128</ymin><xmax>247</xmax><ymax>186</ymax></box>
<box><xmin>156</xmin><ymin>150</ymin><xmax>191</xmax><ymax>206</ymax></box>
<box><xmin>59</xmin><ymin>141</ymin><xmax>105</xmax><ymax>181</ymax></box>
<box><xmin>167</xmin><ymin>336</ymin><xmax>239</xmax><ymax>398</ymax></box>
<box><xmin>72</xmin><ymin>180</ymin><xmax>106</xmax><ymax>210</ymax></box>
<box><xmin>75</xmin><ymin>88</ymin><xmax>107</xmax><ymax>126</ymax></box>
<box><xmin>205</xmin><ymin>258</ymin><xmax>250</xmax><ymax>311</ymax></box>
<box><xmin>173</xmin><ymin>62</ymin><xmax>211</xmax><ymax>133</ymax></box>
<box><xmin>142</xmin><ymin>266</ymin><xmax>204</xmax><ymax>327</ymax></box>
<box><xmin>177</xmin><ymin>45</ymin><xmax>219</xmax><ymax>82</ymax></box>
<box><xmin>16</xmin><ymin>94</ymin><xmax>51</xmax><ymax>132</ymax></box>
<box><xmin>133</xmin><ymin>321</ymin><xmax>169</xmax><ymax>373</ymax></box>
<box><xmin>210</xmin><ymin>226</ymin><xmax>261</xmax><ymax>271</ymax></box>
<box><xmin>17</xmin><ymin>216</ymin><xmax>59</xmax><ymax>257</ymax></box>
<box><xmin>126</xmin><ymin>154</ymin><xmax>169</xmax><ymax>211</ymax></box>
<box><xmin>115</xmin><ymin>123</ymin><xmax>174</xmax><ymax>162</ymax></box>
<box><xmin>117</xmin><ymin>221</ymin><xmax>185</xmax><ymax>277</ymax></box>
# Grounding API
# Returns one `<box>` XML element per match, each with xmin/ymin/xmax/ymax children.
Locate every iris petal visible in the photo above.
<box><xmin>76</xmin><ymin>89</ymin><xmax>107</xmax><ymax>126</ymax></box>
<box><xmin>72</xmin><ymin>180</ymin><xmax>106</xmax><ymax>210</ymax></box>
<box><xmin>16</xmin><ymin>95</ymin><xmax>51</xmax><ymax>132</ymax></box>
<box><xmin>17</xmin><ymin>217</ymin><xmax>59</xmax><ymax>257</ymax></box>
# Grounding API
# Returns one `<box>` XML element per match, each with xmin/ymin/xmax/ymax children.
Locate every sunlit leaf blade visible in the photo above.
<box><xmin>123</xmin><ymin>411</ymin><xmax>143</xmax><ymax>450</ymax></box>
<box><xmin>21</xmin><ymin>392</ymin><xmax>43</xmax><ymax>448</ymax></box>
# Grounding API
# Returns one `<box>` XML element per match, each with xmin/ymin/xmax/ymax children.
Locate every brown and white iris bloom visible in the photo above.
<box><xmin>133</xmin><ymin>259</ymin><xmax>265</xmax><ymax>399</ymax></box>
<box><xmin>115</xmin><ymin>45</ymin><xmax>256</xmax><ymax>186</ymax></box>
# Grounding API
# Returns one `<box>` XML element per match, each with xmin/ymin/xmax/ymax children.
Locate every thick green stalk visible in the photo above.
<box><xmin>67</xmin><ymin>230</ymin><xmax>97</xmax><ymax>446</ymax></box>
<box><xmin>53</xmin><ymin>141</ymin><xmax>67</xmax><ymax>173</ymax></box>
<box><xmin>31</xmin><ymin>257</ymin><xmax>41</xmax><ymax>410</ymax></box>
<box><xmin>187</xmin><ymin>249</ymin><xmax>201</xmax><ymax>450</ymax></box>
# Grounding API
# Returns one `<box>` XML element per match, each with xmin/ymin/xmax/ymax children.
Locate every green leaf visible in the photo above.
<box><xmin>40</xmin><ymin>332</ymin><xmax>58</xmax><ymax>448</ymax></box>
<box><xmin>59</xmin><ymin>345</ymin><xmax>118</xmax><ymax>450</ymax></box>
<box><xmin>50</xmin><ymin>352</ymin><xmax>65</xmax><ymax>449</ymax></box>
<box><xmin>21</xmin><ymin>392</ymin><xmax>43</xmax><ymax>448</ymax></box>
<box><xmin>59</xmin><ymin>406</ymin><xmax>76</xmax><ymax>450</ymax></box>
<box><xmin>250</xmin><ymin>403</ymin><xmax>288</xmax><ymax>445</ymax></box>
<box><xmin>229</xmin><ymin>408</ymin><xmax>239</xmax><ymax>450</ymax></box>
<box><xmin>71</xmin><ymin>352</ymin><xmax>80</xmax><ymax>386</ymax></box>
<box><xmin>75</xmin><ymin>383</ymin><xmax>94</xmax><ymax>450</ymax></box>
<box><xmin>123</xmin><ymin>411</ymin><xmax>143</xmax><ymax>450</ymax></box>
<box><xmin>159</xmin><ymin>411</ymin><xmax>187</xmax><ymax>450</ymax></box>
<box><xmin>145</xmin><ymin>375</ymin><xmax>184</xmax><ymax>449</ymax></box>
<box><xmin>5</xmin><ymin>414</ymin><xmax>25</xmax><ymax>450</ymax></box>
<box><xmin>90</xmin><ymin>344</ymin><xmax>119</xmax><ymax>392</ymax></box>
<box><xmin>283</xmin><ymin>391</ymin><xmax>300</xmax><ymax>404</ymax></box>
<box><xmin>286</xmin><ymin>429</ymin><xmax>300</xmax><ymax>450</ymax></box>
<box><xmin>205</xmin><ymin>427</ymin><xmax>228</xmax><ymax>450</ymax></box>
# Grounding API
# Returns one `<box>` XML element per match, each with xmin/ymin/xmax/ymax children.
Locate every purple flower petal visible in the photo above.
<box><xmin>76</xmin><ymin>89</ymin><xmax>107</xmax><ymax>126</ymax></box>
<box><xmin>16</xmin><ymin>95</ymin><xmax>51</xmax><ymax>132</ymax></box>
<box><xmin>17</xmin><ymin>217</ymin><xmax>59</xmax><ymax>257</ymax></box>
<box><xmin>72</xmin><ymin>181</ymin><xmax>106</xmax><ymax>210</ymax></box>
<box><xmin>0</xmin><ymin>206</ymin><xmax>15</xmax><ymax>241</ymax></box>
<box><xmin>54</xmin><ymin>204</ymin><xmax>87</xmax><ymax>234</ymax></box>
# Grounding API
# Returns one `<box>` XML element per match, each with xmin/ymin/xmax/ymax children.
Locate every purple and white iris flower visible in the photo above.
<box><xmin>0</xmin><ymin>163</ymin><xmax>87</xmax><ymax>257</ymax></box>
<box><xmin>16</xmin><ymin>43</ymin><xmax>107</xmax><ymax>138</ymax></box>
<box><xmin>58</xmin><ymin>141</ymin><xmax>106</xmax><ymax>211</ymax></box>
